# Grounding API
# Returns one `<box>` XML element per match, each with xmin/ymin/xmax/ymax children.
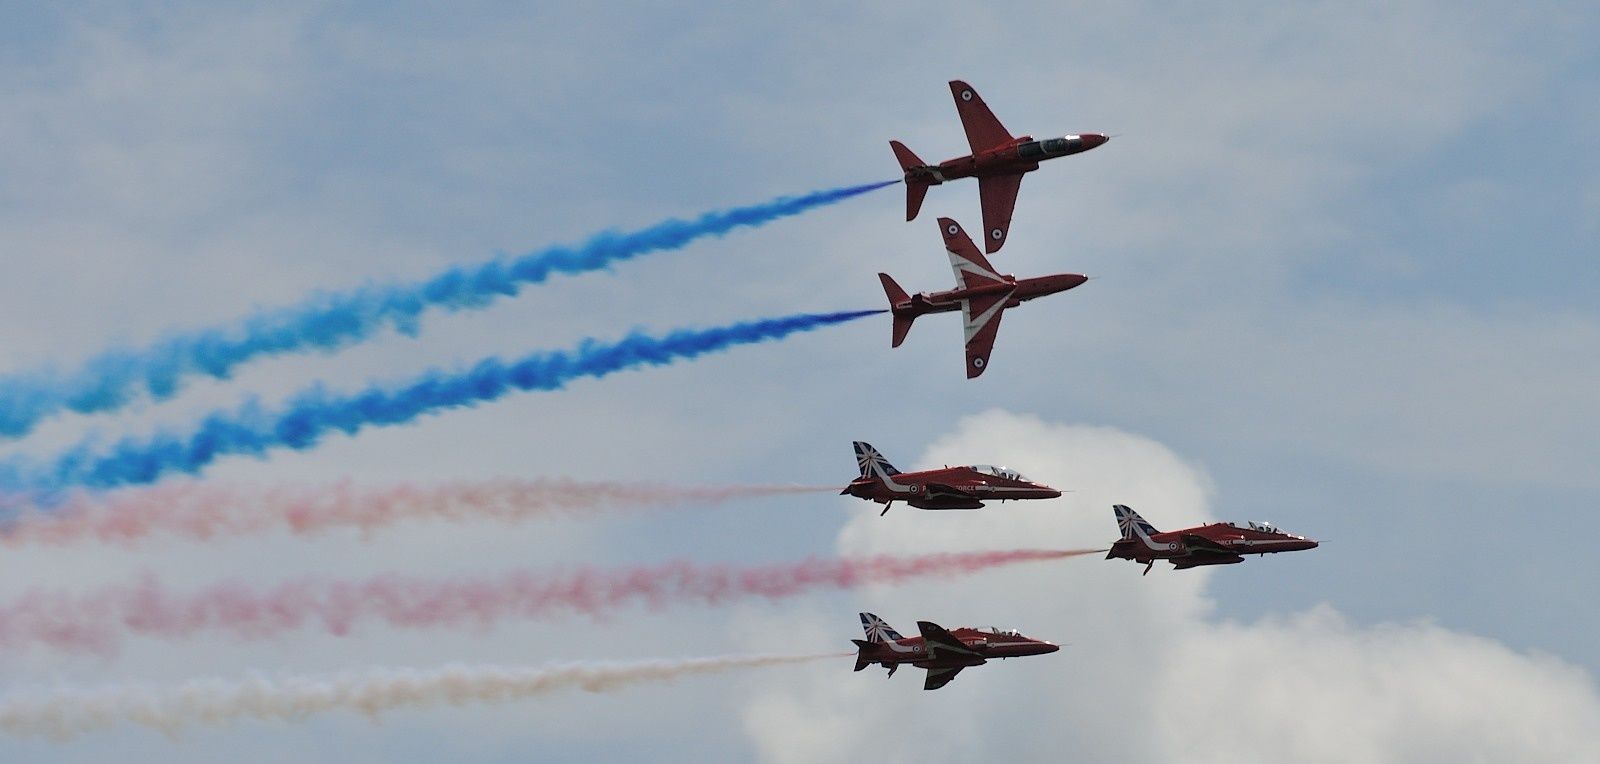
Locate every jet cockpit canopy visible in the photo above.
<box><xmin>981</xmin><ymin>626</ymin><xmax>1022</xmax><ymax>637</ymax></box>
<box><xmin>970</xmin><ymin>464</ymin><xmax>1027</xmax><ymax>482</ymax></box>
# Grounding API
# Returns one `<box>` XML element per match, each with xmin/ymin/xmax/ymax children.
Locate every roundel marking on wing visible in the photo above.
<box><xmin>990</xmin><ymin>228</ymin><xmax>1004</xmax><ymax>240</ymax></box>
<box><xmin>961</xmin><ymin>89</ymin><xmax>973</xmax><ymax>101</ymax></box>
<box><xmin>946</xmin><ymin>223</ymin><xmax>959</xmax><ymax>235</ymax></box>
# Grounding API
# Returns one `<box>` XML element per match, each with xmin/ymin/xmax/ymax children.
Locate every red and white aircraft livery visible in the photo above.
<box><xmin>879</xmin><ymin>217</ymin><xmax>1087</xmax><ymax>378</ymax></box>
<box><xmin>841</xmin><ymin>441</ymin><xmax>1062</xmax><ymax>514</ymax></box>
<box><xmin>891</xmin><ymin>79</ymin><xmax>1110</xmax><ymax>253</ymax></box>
<box><xmin>851</xmin><ymin>612</ymin><xmax>1060</xmax><ymax>691</ymax></box>
<box><xmin>1106</xmin><ymin>504</ymin><xmax>1320</xmax><ymax>575</ymax></box>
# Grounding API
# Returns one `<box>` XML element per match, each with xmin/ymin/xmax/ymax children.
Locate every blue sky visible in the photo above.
<box><xmin>0</xmin><ymin>3</ymin><xmax>1596</xmax><ymax>761</ymax></box>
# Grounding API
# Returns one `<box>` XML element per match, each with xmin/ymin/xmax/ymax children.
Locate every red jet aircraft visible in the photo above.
<box><xmin>841</xmin><ymin>441</ymin><xmax>1062</xmax><ymax>514</ymax></box>
<box><xmin>879</xmin><ymin>217</ymin><xmax>1086</xmax><ymax>378</ymax></box>
<box><xmin>852</xmin><ymin>612</ymin><xmax>1060</xmax><ymax>691</ymax></box>
<box><xmin>1106</xmin><ymin>504</ymin><xmax>1320</xmax><ymax>575</ymax></box>
<box><xmin>891</xmin><ymin>79</ymin><xmax>1109</xmax><ymax>253</ymax></box>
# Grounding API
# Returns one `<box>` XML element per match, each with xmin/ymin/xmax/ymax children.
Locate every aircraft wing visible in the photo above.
<box><xmin>917</xmin><ymin>621</ymin><xmax>986</xmax><ymax>662</ymax></box>
<box><xmin>922</xmin><ymin>482</ymin><xmax>979</xmax><ymax>500</ymax></box>
<box><xmin>949</xmin><ymin>80</ymin><xmax>1014</xmax><ymax>153</ymax></box>
<box><xmin>962</xmin><ymin>292</ymin><xmax>1013</xmax><ymax>379</ymax></box>
<box><xmin>977</xmin><ymin>172</ymin><xmax>1025</xmax><ymax>253</ymax></box>
<box><xmin>939</xmin><ymin>218</ymin><xmax>1007</xmax><ymax>290</ymax></box>
<box><xmin>1180</xmin><ymin>534</ymin><xmax>1236</xmax><ymax>555</ymax></box>
<box><xmin>923</xmin><ymin>665</ymin><xmax>965</xmax><ymax>691</ymax></box>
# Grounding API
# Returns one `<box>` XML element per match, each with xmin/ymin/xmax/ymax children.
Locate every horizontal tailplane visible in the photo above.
<box><xmin>891</xmin><ymin>316</ymin><xmax>915</xmax><ymax>348</ymax></box>
<box><xmin>851</xmin><ymin>639</ymin><xmax>874</xmax><ymax>672</ymax></box>
<box><xmin>890</xmin><ymin>140</ymin><xmax>933</xmax><ymax>221</ymax></box>
<box><xmin>878</xmin><ymin>274</ymin><xmax>916</xmax><ymax>347</ymax></box>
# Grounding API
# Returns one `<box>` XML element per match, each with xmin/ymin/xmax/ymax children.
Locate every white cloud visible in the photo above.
<box><xmin>741</xmin><ymin>411</ymin><xmax>1600</xmax><ymax>763</ymax></box>
<box><xmin>1161</xmin><ymin>607</ymin><xmax>1600</xmax><ymax>763</ymax></box>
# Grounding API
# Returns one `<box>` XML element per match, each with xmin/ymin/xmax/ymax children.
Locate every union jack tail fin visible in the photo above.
<box><xmin>1113</xmin><ymin>504</ymin><xmax>1160</xmax><ymax>540</ymax></box>
<box><xmin>852</xmin><ymin>443</ymin><xmax>903</xmax><ymax>480</ymax></box>
<box><xmin>878</xmin><ymin>274</ymin><xmax>916</xmax><ymax>347</ymax></box>
<box><xmin>859</xmin><ymin>611</ymin><xmax>904</xmax><ymax>643</ymax></box>
<box><xmin>889</xmin><ymin>140</ymin><xmax>933</xmax><ymax>221</ymax></box>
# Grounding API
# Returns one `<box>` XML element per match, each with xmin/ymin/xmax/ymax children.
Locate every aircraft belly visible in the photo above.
<box><xmin>916</xmin><ymin>296</ymin><xmax>964</xmax><ymax>313</ymax></box>
<box><xmin>1173</xmin><ymin>554</ymin><xmax>1245</xmax><ymax>569</ymax></box>
<box><xmin>974</xmin><ymin>160</ymin><xmax>1037</xmax><ymax>177</ymax></box>
<box><xmin>916</xmin><ymin>657</ymin><xmax>986</xmax><ymax>669</ymax></box>
<box><xmin>908</xmin><ymin>499</ymin><xmax>984</xmax><ymax>510</ymax></box>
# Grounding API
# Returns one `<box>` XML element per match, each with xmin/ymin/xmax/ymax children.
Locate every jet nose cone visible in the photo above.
<box><xmin>1057</xmin><ymin>273</ymin><xmax>1089</xmax><ymax>292</ymax></box>
<box><xmin>1081</xmin><ymin>133</ymin><xmax>1109</xmax><ymax>150</ymax></box>
<box><xmin>1040</xmin><ymin>643</ymin><xmax>1061</xmax><ymax>654</ymax></box>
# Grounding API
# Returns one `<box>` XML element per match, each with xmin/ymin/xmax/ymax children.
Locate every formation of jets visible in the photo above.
<box><xmin>834</xmin><ymin>80</ymin><xmax>1318</xmax><ymax>690</ymax></box>
<box><xmin>878</xmin><ymin>80</ymin><xmax>1099</xmax><ymax>378</ymax></box>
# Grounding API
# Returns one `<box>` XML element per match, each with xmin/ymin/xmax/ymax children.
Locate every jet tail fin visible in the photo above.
<box><xmin>852</xmin><ymin>446</ymin><xmax>903</xmax><ymax>481</ymax></box>
<box><xmin>856</xmin><ymin>612</ymin><xmax>905</xmax><ymax>672</ymax></box>
<box><xmin>878</xmin><ymin>274</ymin><xmax>916</xmax><ymax>347</ymax></box>
<box><xmin>890</xmin><ymin>140</ymin><xmax>933</xmax><ymax>221</ymax></box>
<box><xmin>1113</xmin><ymin>504</ymin><xmax>1160</xmax><ymax>540</ymax></box>
<box><xmin>859</xmin><ymin>611</ymin><xmax>905</xmax><ymax>641</ymax></box>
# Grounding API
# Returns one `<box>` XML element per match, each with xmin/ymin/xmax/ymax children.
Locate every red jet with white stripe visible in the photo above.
<box><xmin>1106</xmin><ymin>504</ymin><xmax>1320</xmax><ymax>575</ymax></box>
<box><xmin>891</xmin><ymin>79</ymin><xmax>1109</xmax><ymax>253</ymax></box>
<box><xmin>879</xmin><ymin>217</ymin><xmax>1087</xmax><ymax>378</ymax></box>
<box><xmin>851</xmin><ymin>612</ymin><xmax>1060</xmax><ymax>691</ymax></box>
<box><xmin>841</xmin><ymin>440</ymin><xmax>1062</xmax><ymax>514</ymax></box>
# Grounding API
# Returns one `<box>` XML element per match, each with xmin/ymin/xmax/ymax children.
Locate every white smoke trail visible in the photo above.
<box><xmin>0</xmin><ymin>652</ymin><xmax>842</xmax><ymax>740</ymax></box>
<box><xmin>1</xmin><ymin>479</ymin><xmax>830</xmax><ymax>546</ymax></box>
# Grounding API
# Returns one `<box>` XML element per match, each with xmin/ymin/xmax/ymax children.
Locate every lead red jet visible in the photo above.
<box><xmin>851</xmin><ymin>612</ymin><xmax>1060</xmax><ymax>691</ymax></box>
<box><xmin>841</xmin><ymin>441</ymin><xmax>1062</xmax><ymax>514</ymax></box>
<box><xmin>879</xmin><ymin>217</ymin><xmax>1086</xmax><ymax>378</ymax></box>
<box><xmin>1106</xmin><ymin>504</ymin><xmax>1320</xmax><ymax>575</ymax></box>
<box><xmin>891</xmin><ymin>79</ymin><xmax>1109</xmax><ymax>253</ymax></box>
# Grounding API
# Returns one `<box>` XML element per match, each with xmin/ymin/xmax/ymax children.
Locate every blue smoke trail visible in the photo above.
<box><xmin>0</xmin><ymin>310</ymin><xmax>883</xmax><ymax>495</ymax></box>
<box><xmin>0</xmin><ymin>180</ymin><xmax>897</xmax><ymax>440</ymax></box>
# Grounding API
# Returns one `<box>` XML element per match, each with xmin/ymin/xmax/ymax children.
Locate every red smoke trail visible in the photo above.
<box><xmin>0</xmin><ymin>480</ymin><xmax>830</xmax><ymax>546</ymax></box>
<box><xmin>0</xmin><ymin>652</ymin><xmax>848</xmax><ymax>739</ymax></box>
<box><xmin>0</xmin><ymin>549</ymin><xmax>1098</xmax><ymax>654</ymax></box>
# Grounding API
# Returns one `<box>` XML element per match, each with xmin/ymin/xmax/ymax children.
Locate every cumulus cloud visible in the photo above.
<box><xmin>740</xmin><ymin>411</ymin><xmax>1600</xmax><ymax>763</ymax></box>
<box><xmin>1161</xmin><ymin>607</ymin><xmax>1600</xmax><ymax>763</ymax></box>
